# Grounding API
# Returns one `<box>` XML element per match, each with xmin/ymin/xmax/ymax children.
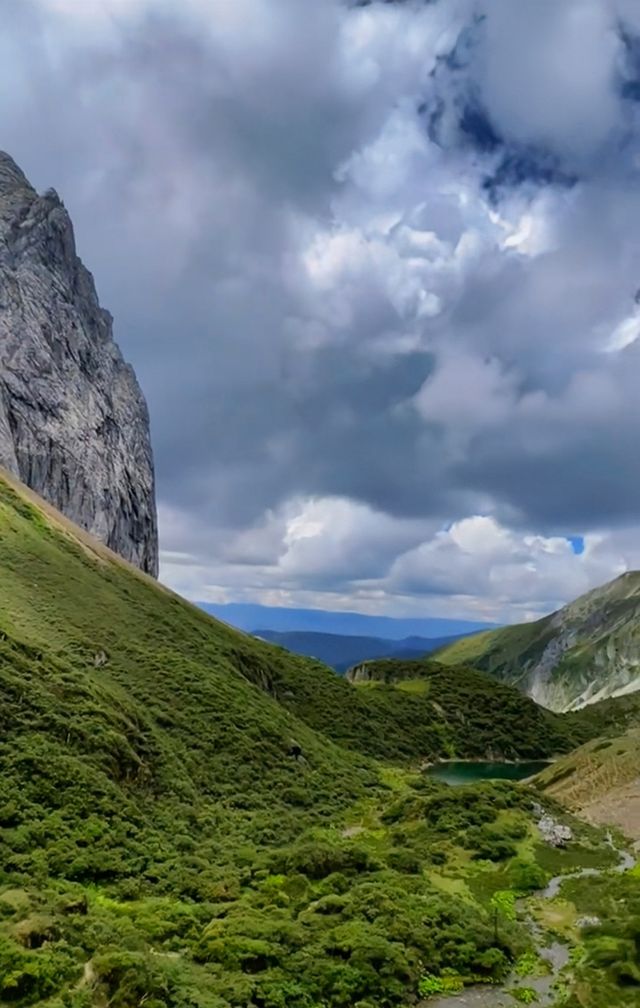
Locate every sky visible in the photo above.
<box><xmin>3</xmin><ymin>0</ymin><xmax>640</xmax><ymax>624</ymax></box>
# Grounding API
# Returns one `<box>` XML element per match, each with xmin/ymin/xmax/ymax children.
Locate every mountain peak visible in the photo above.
<box><xmin>0</xmin><ymin>153</ymin><xmax>158</xmax><ymax>575</ymax></box>
<box><xmin>0</xmin><ymin>150</ymin><xmax>33</xmax><ymax>194</ymax></box>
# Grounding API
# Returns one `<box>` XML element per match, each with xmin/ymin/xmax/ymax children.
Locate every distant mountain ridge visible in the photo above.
<box><xmin>254</xmin><ymin>629</ymin><xmax>464</xmax><ymax>673</ymax></box>
<box><xmin>436</xmin><ymin>571</ymin><xmax>640</xmax><ymax>711</ymax></box>
<box><xmin>202</xmin><ymin>600</ymin><xmax>493</xmax><ymax>639</ymax></box>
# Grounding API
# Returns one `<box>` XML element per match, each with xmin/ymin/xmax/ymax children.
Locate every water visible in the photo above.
<box><xmin>542</xmin><ymin>833</ymin><xmax>636</xmax><ymax>899</ymax></box>
<box><xmin>424</xmin><ymin>941</ymin><xmax>569</xmax><ymax>1008</ymax></box>
<box><xmin>424</xmin><ymin>761</ymin><xmax>552</xmax><ymax>786</ymax></box>
<box><xmin>422</xmin><ymin>834</ymin><xmax>635</xmax><ymax>1007</ymax></box>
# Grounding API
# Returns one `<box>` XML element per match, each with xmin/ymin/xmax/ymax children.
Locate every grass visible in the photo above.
<box><xmin>434</xmin><ymin>620</ymin><xmax>551</xmax><ymax>683</ymax></box>
<box><xmin>429</xmin><ymin>873</ymin><xmax>473</xmax><ymax>899</ymax></box>
<box><xmin>393</xmin><ymin>679</ymin><xmax>430</xmax><ymax>695</ymax></box>
<box><xmin>531</xmin><ymin>899</ymin><xmax>578</xmax><ymax>940</ymax></box>
<box><xmin>534</xmin><ymin>726</ymin><xmax>640</xmax><ymax>840</ymax></box>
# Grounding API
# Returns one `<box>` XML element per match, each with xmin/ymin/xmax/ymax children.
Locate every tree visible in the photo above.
<box><xmin>489</xmin><ymin>890</ymin><xmax>516</xmax><ymax>944</ymax></box>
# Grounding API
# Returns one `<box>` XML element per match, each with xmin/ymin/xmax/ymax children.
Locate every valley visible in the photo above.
<box><xmin>2</xmin><ymin>6</ymin><xmax>640</xmax><ymax>1007</ymax></box>
<box><xmin>1</xmin><ymin>469</ymin><xmax>640</xmax><ymax>1006</ymax></box>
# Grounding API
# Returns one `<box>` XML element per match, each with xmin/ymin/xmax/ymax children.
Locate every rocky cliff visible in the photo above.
<box><xmin>0</xmin><ymin>152</ymin><xmax>158</xmax><ymax>575</ymax></box>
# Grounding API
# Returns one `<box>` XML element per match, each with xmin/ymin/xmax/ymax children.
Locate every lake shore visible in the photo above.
<box><xmin>421</xmin><ymin>757</ymin><xmax>556</xmax><ymax>769</ymax></box>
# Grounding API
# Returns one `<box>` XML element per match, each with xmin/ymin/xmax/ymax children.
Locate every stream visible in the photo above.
<box><xmin>424</xmin><ymin>836</ymin><xmax>636</xmax><ymax>1008</ymax></box>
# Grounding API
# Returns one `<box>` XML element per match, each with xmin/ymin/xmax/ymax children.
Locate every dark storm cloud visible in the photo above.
<box><xmin>1</xmin><ymin>0</ymin><xmax>441</xmax><ymax>524</ymax></box>
<box><xmin>4</xmin><ymin>0</ymin><xmax>640</xmax><ymax>616</ymax></box>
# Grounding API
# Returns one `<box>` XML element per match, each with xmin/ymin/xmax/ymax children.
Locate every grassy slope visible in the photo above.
<box><xmin>434</xmin><ymin>618</ymin><xmax>552</xmax><ymax>686</ymax></box>
<box><xmin>0</xmin><ymin>471</ymin><xmax>632</xmax><ymax>1007</ymax></box>
<box><xmin>535</xmin><ymin>725</ymin><xmax>640</xmax><ymax>840</ymax></box>
<box><xmin>0</xmin><ymin>474</ymin><xmax>378</xmax><ymax>811</ymax></box>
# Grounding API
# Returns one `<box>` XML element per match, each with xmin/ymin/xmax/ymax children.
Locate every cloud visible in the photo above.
<box><xmin>159</xmin><ymin>498</ymin><xmax>633</xmax><ymax>623</ymax></box>
<box><xmin>3</xmin><ymin>0</ymin><xmax>640</xmax><ymax>620</ymax></box>
<box><xmin>476</xmin><ymin>0</ymin><xmax>622</xmax><ymax>165</ymax></box>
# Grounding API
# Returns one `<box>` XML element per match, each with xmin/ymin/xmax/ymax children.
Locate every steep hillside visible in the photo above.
<box><xmin>0</xmin><ymin>466</ymin><xmax>380</xmax><ymax>846</ymax></box>
<box><xmin>0</xmin><ymin>467</ymin><xmax>616</xmax><ymax>1008</ymax></box>
<box><xmin>0</xmin><ymin>151</ymin><xmax>158</xmax><ymax>574</ymax></box>
<box><xmin>339</xmin><ymin>656</ymin><xmax>578</xmax><ymax>761</ymax></box>
<box><xmin>535</xmin><ymin>728</ymin><xmax>640</xmax><ymax>840</ymax></box>
<box><xmin>436</xmin><ymin>571</ymin><xmax>640</xmax><ymax>711</ymax></box>
<box><xmin>254</xmin><ymin>629</ymin><xmax>461</xmax><ymax>673</ymax></box>
<box><xmin>0</xmin><ymin>469</ymin><xmax>637</xmax><ymax>1007</ymax></box>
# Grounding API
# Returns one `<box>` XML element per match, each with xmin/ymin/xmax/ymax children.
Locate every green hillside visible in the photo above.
<box><xmin>0</xmin><ymin>469</ymin><xmax>637</xmax><ymax>1008</ymax></box>
<box><xmin>340</xmin><ymin>656</ymin><xmax>578</xmax><ymax>761</ymax></box>
<box><xmin>0</xmin><ymin>476</ymin><xmax>552</xmax><ymax>1005</ymax></box>
<box><xmin>433</xmin><ymin>621</ymin><xmax>548</xmax><ymax>686</ymax></box>
<box><xmin>436</xmin><ymin>572</ymin><xmax>640</xmax><ymax>711</ymax></box>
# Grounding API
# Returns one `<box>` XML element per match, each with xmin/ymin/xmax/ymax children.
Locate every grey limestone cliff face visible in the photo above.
<box><xmin>0</xmin><ymin>152</ymin><xmax>158</xmax><ymax>575</ymax></box>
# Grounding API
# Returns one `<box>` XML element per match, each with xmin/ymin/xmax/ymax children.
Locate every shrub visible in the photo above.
<box><xmin>274</xmin><ymin>841</ymin><xmax>382</xmax><ymax>880</ymax></box>
<box><xmin>387</xmin><ymin>850</ymin><xmax>423</xmax><ymax>874</ymax></box>
<box><xmin>509</xmin><ymin>986</ymin><xmax>539</xmax><ymax>1004</ymax></box>
<box><xmin>508</xmin><ymin>859</ymin><xmax>548</xmax><ymax>893</ymax></box>
<box><xmin>469</xmin><ymin>829</ymin><xmax>518</xmax><ymax>862</ymax></box>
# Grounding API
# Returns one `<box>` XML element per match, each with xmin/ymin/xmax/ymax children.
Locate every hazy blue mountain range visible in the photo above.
<box><xmin>254</xmin><ymin>629</ymin><xmax>466</xmax><ymax>673</ymax></box>
<box><xmin>201</xmin><ymin>601</ymin><xmax>493</xmax><ymax>640</ymax></box>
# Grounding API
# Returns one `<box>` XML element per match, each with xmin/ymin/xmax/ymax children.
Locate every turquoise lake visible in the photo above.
<box><xmin>424</xmin><ymin>760</ymin><xmax>551</xmax><ymax>786</ymax></box>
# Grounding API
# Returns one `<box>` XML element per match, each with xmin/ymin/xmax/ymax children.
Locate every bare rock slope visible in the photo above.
<box><xmin>0</xmin><ymin>152</ymin><xmax>158</xmax><ymax>575</ymax></box>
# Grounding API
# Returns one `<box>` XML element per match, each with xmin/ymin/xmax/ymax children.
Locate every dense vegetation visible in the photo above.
<box><xmin>338</xmin><ymin>655</ymin><xmax>640</xmax><ymax>763</ymax></box>
<box><xmin>342</xmin><ymin>657</ymin><xmax>580</xmax><ymax>761</ymax></box>
<box><xmin>0</xmin><ymin>471</ymin><xmax>636</xmax><ymax>1007</ymax></box>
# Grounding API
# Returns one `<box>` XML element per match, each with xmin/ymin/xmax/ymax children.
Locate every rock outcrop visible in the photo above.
<box><xmin>0</xmin><ymin>152</ymin><xmax>158</xmax><ymax>575</ymax></box>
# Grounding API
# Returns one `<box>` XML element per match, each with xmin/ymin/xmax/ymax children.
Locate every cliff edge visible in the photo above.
<box><xmin>0</xmin><ymin>152</ymin><xmax>158</xmax><ymax>575</ymax></box>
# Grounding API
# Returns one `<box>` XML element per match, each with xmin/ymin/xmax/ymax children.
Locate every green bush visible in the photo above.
<box><xmin>273</xmin><ymin>841</ymin><xmax>382</xmax><ymax>880</ymax></box>
<box><xmin>468</xmin><ymin>829</ymin><xmax>518</xmax><ymax>862</ymax></box>
<box><xmin>508</xmin><ymin>859</ymin><xmax>548</xmax><ymax>893</ymax></box>
<box><xmin>387</xmin><ymin>850</ymin><xmax>423</xmax><ymax>874</ymax></box>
